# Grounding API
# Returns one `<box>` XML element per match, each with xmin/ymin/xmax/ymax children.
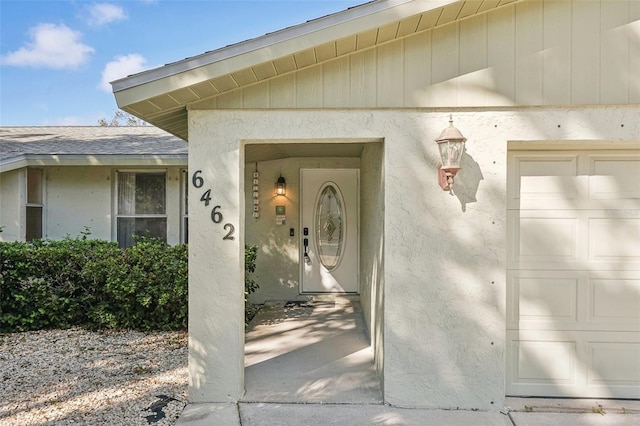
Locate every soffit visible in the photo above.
<box><xmin>112</xmin><ymin>0</ymin><xmax>518</xmax><ymax>141</ymax></box>
<box><xmin>245</xmin><ymin>142</ymin><xmax>366</xmax><ymax>164</ymax></box>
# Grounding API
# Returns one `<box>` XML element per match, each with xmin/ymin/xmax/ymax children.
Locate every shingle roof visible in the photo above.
<box><xmin>0</xmin><ymin>126</ymin><xmax>188</xmax><ymax>173</ymax></box>
<box><xmin>0</xmin><ymin>126</ymin><xmax>187</xmax><ymax>162</ymax></box>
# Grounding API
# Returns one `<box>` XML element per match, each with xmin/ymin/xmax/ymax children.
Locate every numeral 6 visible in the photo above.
<box><xmin>192</xmin><ymin>170</ymin><xmax>204</xmax><ymax>188</ymax></box>
<box><xmin>211</xmin><ymin>205</ymin><xmax>223</xmax><ymax>223</ymax></box>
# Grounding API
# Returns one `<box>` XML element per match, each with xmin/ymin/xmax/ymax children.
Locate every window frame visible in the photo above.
<box><xmin>25</xmin><ymin>168</ymin><xmax>44</xmax><ymax>241</ymax></box>
<box><xmin>114</xmin><ymin>169</ymin><xmax>168</xmax><ymax>248</ymax></box>
<box><xmin>181</xmin><ymin>168</ymin><xmax>189</xmax><ymax>244</ymax></box>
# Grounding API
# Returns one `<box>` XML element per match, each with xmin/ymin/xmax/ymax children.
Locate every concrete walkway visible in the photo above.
<box><xmin>243</xmin><ymin>300</ymin><xmax>382</xmax><ymax>404</ymax></box>
<box><xmin>177</xmin><ymin>301</ymin><xmax>640</xmax><ymax>425</ymax></box>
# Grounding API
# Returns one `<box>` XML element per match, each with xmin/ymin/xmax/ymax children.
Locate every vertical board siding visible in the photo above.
<box><xmin>543</xmin><ymin>0</ymin><xmax>572</xmax><ymax>105</ymax></box>
<box><xmin>458</xmin><ymin>14</ymin><xmax>489</xmax><ymax>106</ymax></box>
<box><xmin>350</xmin><ymin>49</ymin><xmax>377</xmax><ymax>107</ymax></box>
<box><xmin>296</xmin><ymin>66</ymin><xmax>323</xmax><ymax>108</ymax></box>
<box><xmin>213</xmin><ymin>0</ymin><xmax>636</xmax><ymax>110</ymax></box>
<box><xmin>600</xmin><ymin>1</ymin><xmax>631</xmax><ymax>104</ymax></box>
<box><xmin>430</xmin><ymin>23</ymin><xmax>460</xmax><ymax>107</ymax></box>
<box><xmin>631</xmin><ymin>0</ymin><xmax>640</xmax><ymax>103</ymax></box>
<box><xmin>571</xmin><ymin>0</ymin><xmax>600</xmax><ymax>104</ymax></box>
<box><xmin>431</xmin><ymin>23</ymin><xmax>460</xmax><ymax>85</ymax></box>
<box><xmin>269</xmin><ymin>73</ymin><xmax>296</xmax><ymax>108</ymax></box>
<box><xmin>487</xmin><ymin>4</ymin><xmax>516</xmax><ymax>105</ymax></box>
<box><xmin>377</xmin><ymin>40</ymin><xmax>405</xmax><ymax>107</ymax></box>
<box><xmin>515</xmin><ymin>0</ymin><xmax>544</xmax><ymax>105</ymax></box>
<box><xmin>242</xmin><ymin>84</ymin><xmax>269</xmax><ymax>109</ymax></box>
<box><xmin>216</xmin><ymin>90</ymin><xmax>242</xmax><ymax>109</ymax></box>
<box><xmin>323</xmin><ymin>56</ymin><xmax>351</xmax><ymax>108</ymax></box>
<box><xmin>404</xmin><ymin>31</ymin><xmax>432</xmax><ymax>107</ymax></box>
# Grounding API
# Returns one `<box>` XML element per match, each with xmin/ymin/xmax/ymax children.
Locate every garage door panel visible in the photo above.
<box><xmin>507</xmin><ymin>270</ymin><xmax>583</xmax><ymax>330</ymax></box>
<box><xmin>588</xmin><ymin>341</ymin><xmax>640</xmax><ymax>389</ymax></box>
<box><xmin>588</xmin><ymin>218</ymin><xmax>640</xmax><ymax>266</ymax></box>
<box><xmin>511</xmin><ymin>339</ymin><xmax>578</xmax><ymax>385</ymax></box>
<box><xmin>508</xmin><ymin>274</ymin><xmax>578</xmax><ymax>327</ymax></box>
<box><xmin>508</xmin><ymin>154</ymin><xmax>579</xmax><ymax>209</ymax></box>
<box><xmin>508</xmin><ymin>270</ymin><xmax>640</xmax><ymax>332</ymax></box>
<box><xmin>509</xmin><ymin>152</ymin><xmax>640</xmax><ymax>210</ymax></box>
<box><xmin>509</xmin><ymin>210</ymin><xmax>640</xmax><ymax>271</ymax></box>
<box><xmin>519</xmin><ymin>217</ymin><xmax>577</xmax><ymax>259</ymax></box>
<box><xmin>508</xmin><ymin>211</ymin><xmax>582</xmax><ymax>269</ymax></box>
<box><xmin>589</xmin><ymin>155</ymin><xmax>640</xmax><ymax>201</ymax></box>
<box><xmin>589</xmin><ymin>277</ymin><xmax>640</xmax><ymax>328</ymax></box>
<box><xmin>507</xmin><ymin>330</ymin><xmax>640</xmax><ymax>398</ymax></box>
<box><xmin>519</xmin><ymin>175</ymin><xmax>582</xmax><ymax>202</ymax></box>
<box><xmin>506</xmin><ymin>330</ymin><xmax>583</xmax><ymax>397</ymax></box>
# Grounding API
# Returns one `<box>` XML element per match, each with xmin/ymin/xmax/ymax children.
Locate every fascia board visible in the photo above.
<box><xmin>112</xmin><ymin>0</ymin><xmax>456</xmax><ymax>107</ymax></box>
<box><xmin>0</xmin><ymin>154</ymin><xmax>187</xmax><ymax>173</ymax></box>
<box><xmin>0</xmin><ymin>155</ymin><xmax>28</xmax><ymax>173</ymax></box>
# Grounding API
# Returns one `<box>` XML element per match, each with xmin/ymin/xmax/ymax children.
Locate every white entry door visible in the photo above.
<box><xmin>300</xmin><ymin>169</ymin><xmax>359</xmax><ymax>293</ymax></box>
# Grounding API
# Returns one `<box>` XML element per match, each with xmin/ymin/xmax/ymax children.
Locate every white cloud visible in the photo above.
<box><xmin>99</xmin><ymin>54</ymin><xmax>150</xmax><ymax>92</ymax></box>
<box><xmin>86</xmin><ymin>3</ymin><xmax>127</xmax><ymax>26</ymax></box>
<box><xmin>1</xmin><ymin>23</ymin><xmax>94</xmax><ymax>69</ymax></box>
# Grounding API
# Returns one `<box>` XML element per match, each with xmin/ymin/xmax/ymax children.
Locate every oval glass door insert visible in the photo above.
<box><xmin>315</xmin><ymin>183</ymin><xmax>345</xmax><ymax>270</ymax></box>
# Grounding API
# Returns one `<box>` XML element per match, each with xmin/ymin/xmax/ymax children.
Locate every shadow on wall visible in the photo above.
<box><xmin>452</xmin><ymin>151</ymin><xmax>484</xmax><ymax>212</ymax></box>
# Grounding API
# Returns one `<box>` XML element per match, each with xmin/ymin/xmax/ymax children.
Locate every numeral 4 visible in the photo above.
<box><xmin>200</xmin><ymin>189</ymin><xmax>212</xmax><ymax>206</ymax></box>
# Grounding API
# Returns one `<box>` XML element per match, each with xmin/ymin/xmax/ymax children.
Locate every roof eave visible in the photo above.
<box><xmin>0</xmin><ymin>154</ymin><xmax>188</xmax><ymax>173</ymax></box>
<box><xmin>111</xmin><ymin>0</ymin><xmax>456</xmax><ymax>106</ymax></box>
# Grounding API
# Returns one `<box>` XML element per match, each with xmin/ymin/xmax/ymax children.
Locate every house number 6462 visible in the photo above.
<box><xmin>192</xmin><ymin>170</ymin><xmax>235</xmax><ymax>241</ymax></box>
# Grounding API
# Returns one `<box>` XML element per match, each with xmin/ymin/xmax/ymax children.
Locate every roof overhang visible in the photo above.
<box><xmin>112</xmin><ymin>0</ymin><xmax>517</xmax><ymax>140</ymax></box>
<box><xmin>0</xmin><ymin>154</ymin><xmax>187</xmax><ymax>173</ymax></box>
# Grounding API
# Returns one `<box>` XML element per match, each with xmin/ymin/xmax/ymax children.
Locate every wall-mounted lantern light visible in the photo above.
<box><xmin>435</xmin><ymin>115</ymin><xmax>467</xmax><ymax>191</ymax></box>
<box><xmin>275</xmin><ymin>175</ymin><xmax>286</xmax><ymax>196</ymax></box>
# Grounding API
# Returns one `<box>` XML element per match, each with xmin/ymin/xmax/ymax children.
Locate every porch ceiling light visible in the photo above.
<box><xmin>275</xmin><ymin>175</ymin><xmax>286</xmax><ymax>196</ymax></box>
<box><xmin>435</xmin><ymin>115</ymin><xmax>467</xmax><ymax>191</ymax></box>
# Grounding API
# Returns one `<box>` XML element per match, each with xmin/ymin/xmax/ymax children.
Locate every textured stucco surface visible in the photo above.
<box><xmin>359</xmin><ymin>142</ymin><xmax>385</xmax><ymax>383</ymax></box>
<box><xmin>0</xmin><ymin>169</ymin><xmax>22</xmax><ymax>241</ymax></box>
<box><xmin>187</xmin><ymin>106</ymin><xmax>639</xmax><ymax>408</ymax></box>
<box><xmin>0</xmin><ymin>166</ymin><xmax>185</xmax><ymax>245</ymax></box>
<box><xmin>187</xmin><ymin>116</ymin><xmax>245</xmax><ymax>403</ymax></box>
<box><xmin>44</xmin><ymin>167</ymin><xmax>112</xmax><ymax>239</ymax></box>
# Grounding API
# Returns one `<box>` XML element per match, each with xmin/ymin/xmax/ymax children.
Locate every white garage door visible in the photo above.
<box><xmin>506</xmin><ymin>148</ymin><xmax>640</xmax><ymax>398</ymax></box>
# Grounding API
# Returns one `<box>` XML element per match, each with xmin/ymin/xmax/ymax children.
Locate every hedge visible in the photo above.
<box><xmin>0</xmin><ymin>236</ymin><xmax>185</xmax><ymax>332</ymax></box>
<box><xmin>0</xmin><ymin>235</ymin><xmax>259</xmax><ymax>333</ymax></box>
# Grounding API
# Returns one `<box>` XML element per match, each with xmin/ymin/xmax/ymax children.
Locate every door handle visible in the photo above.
<box><xmin>303</xmin><ymin>237</ymin><xmax>311</xmax><ymax>264</ymax></box>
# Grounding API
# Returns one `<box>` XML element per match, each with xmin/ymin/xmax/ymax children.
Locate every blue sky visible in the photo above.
<box><xmin>0</xmin><ymin>0</ymin><xmax>364</xmax><ymax>126</ymax></box>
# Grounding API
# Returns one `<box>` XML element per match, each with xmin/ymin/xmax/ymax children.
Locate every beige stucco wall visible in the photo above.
<box><xmin>45</xmin><ymin>166</ymin><xmax>112</xmax><ymax>239</ymax></box>
<box><xmin>359</xmin><ymin>141</ymin><xmax>385</xmax><ymax>385</ymax></box>
<box><xmin>0</xmin><ymin>169</ymin><xmax>23</xmax><ymax>241</ymax></box>
<box><xmin>0</xmin><ymin>166</ymin><xmax>185</xmax><ymax>245</ymax></box>
<box><xmin>187</xmin><ymin>105</ymin><xmax>639</xmax><ymax>408</ymax></box>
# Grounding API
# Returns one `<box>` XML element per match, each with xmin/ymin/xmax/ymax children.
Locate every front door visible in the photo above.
<box><xmin>300</xmin><ymin>169</ymin><xmax>359</xmax><ymax>293</ymax></box>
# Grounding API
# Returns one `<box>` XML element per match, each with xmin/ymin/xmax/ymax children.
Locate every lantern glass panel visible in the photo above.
<box><xmin>439</xmin><ymin>140</ymin><xmax>464</xmax><ymax>170</ymax></box>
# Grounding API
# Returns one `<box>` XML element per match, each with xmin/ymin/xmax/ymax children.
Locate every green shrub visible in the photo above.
<box><xmin>85</xmin><ymin>236</ymin><xmax>188</xmax><ymax>331</ymax></box>
<box><xmin>0</xmin><ymin>238</ymin><xmax>119</xmax><ymax>331</ymax></box>
<box><xmin>1</xmin><ymin>237</ymin><xmax>259</xmax><ymax>332</ymax></box>
<box><xmin>0</xmin><ymin>236</ymin><xmax>187</xmax><ymax>332</ymax></box>
<box><xmin>244</xmin><ymin>244</ymin><xmax>259</xmax><ymax>298</ymax></box>
<box><xmin>244</xmin><ymin>244</ymin><xmax>260</xmax><ymax>326</ymax></box>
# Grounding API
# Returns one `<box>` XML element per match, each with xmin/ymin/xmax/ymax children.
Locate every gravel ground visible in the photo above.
<box><xmin>0</xmin><ymin>328</ymin><xmax>188</xmax><ymax>426</ymax></box>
